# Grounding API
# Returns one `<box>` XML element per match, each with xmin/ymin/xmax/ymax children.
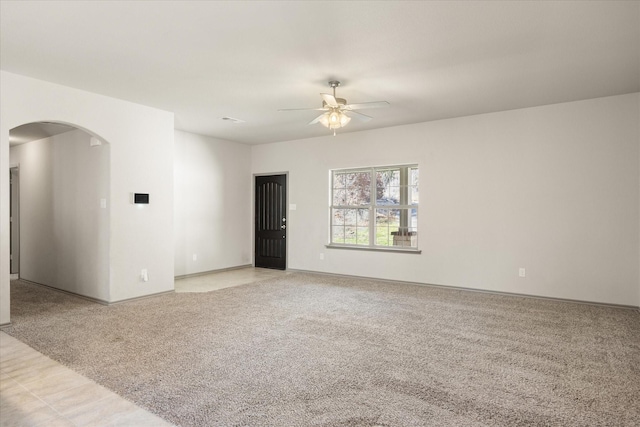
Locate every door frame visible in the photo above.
<box><xmin>9</xmin><ymin>165</ymin><xmax>19</xmax><ymax>276</ymax></box>
<box><xmin>253</xmin><ymin>172</ymin><xmax>288</xmax><ymax>269</ymax></box>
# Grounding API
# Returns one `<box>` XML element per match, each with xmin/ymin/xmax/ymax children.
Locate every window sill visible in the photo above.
<box><xmin>325</xmin><ymin>244</ymin><xmax>422</xmax><ymax>254</ymax></box>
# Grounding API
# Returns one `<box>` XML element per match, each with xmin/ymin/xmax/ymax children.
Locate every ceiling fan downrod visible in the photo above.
<box><xmin>328</xmin><ymin>80</ymin><xmax>340</xmax><ymax>98</ymax></box>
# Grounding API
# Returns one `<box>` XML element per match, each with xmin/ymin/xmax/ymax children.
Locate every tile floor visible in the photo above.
<box><xmin>0</xmin><ymin>332</ymin><xmax>172</xmax><ymax>426</ymax></box>
<box><xmin>1</xmin><ymin>267</ymin><xmax>286</xmax><ymax>426</ymax></box>
<box><xmin>174</xmin><ymin>266</ymin><xmax>289</xmax><ymax>293</ymax></box>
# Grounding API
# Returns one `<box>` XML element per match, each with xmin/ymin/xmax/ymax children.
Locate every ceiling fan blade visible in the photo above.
<box><xmin>344</xmin><ymin>101</ymin><xmax>390</xmax><ymax>110</ymax></box>
<box><xmin>278</xmin><ymin>107</ymin><xmax>328</xmax><ymax>112</ymax></box>
<box><xmin>309</xmin><ymin>113</ymin><xmax>327</xmax><ymax>125</ymax></box>
<box><xmin>343</xmin><ymin>110</ymin><xmax>373</xmax><ymax>122</ymax></box>
<box><xmin>321</xmin><ymin>93</ymin><xmax>339</xmax><ymax>107</ymax></box>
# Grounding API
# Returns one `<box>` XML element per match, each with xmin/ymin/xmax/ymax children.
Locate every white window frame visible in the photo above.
<box><xmin>327</xmin><ymin>164</ymin><xmax>420</xmax><ymax>253</ymax></box>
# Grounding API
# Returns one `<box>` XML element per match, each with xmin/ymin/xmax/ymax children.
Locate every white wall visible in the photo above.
<box><xmin>10</xmin><ymin>130</ymin><xmax>110</xmax><ymax>300</ymax></box>
<box><xmin>252</xmin><ymin>93</ymin><xmax>640</xmax><ymax>306</ymax></box>
<box><xmin>174</xmin><ymin>130</ymin><xmax>252</xmax><ymax>276</ymax></box>
<box><xmin>1</xmin><ymin>71</ymin><xmax>174</xmax><ymax>324</ymax></box>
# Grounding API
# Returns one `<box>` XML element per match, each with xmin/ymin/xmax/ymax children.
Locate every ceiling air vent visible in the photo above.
<box><xmin>220</xmin><ymin>116</ymin><xmax>245</xmax><ymax>124</ymax></box>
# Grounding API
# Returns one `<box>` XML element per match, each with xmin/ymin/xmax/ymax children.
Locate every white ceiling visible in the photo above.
<box><xmin>1</xmin><ymin>1</ymin><xmax>638</xmax><ymax>145</ymax></box>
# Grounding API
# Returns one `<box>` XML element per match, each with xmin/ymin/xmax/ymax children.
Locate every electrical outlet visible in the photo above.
<box><xmin>519</xmin><ymin>268</ymin><xmax>526</xmax><ymax>278</ymax></box>
<box><xmin>319</xmin><ymin>253</ymin><xmax>324</xmax><ymax>260</ymax></box>
<box><xmin>141</xmin><ymin>269</ymin><xmax>149</xmax><ymax>282</ymax></box>
<box><xmin>193</xmin><ymin>254</ymin><xmax>197</xmax><ymax>261</ymax></box>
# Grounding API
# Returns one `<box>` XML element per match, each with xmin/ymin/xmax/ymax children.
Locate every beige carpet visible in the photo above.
<box><xmin>5</xmin><ymin>274</ymin><xmax>640</xmax><ymax>426</ymax></box>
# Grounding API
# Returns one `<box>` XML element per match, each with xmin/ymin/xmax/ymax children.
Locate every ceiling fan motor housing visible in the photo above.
<box><xmin>322</xmin><ymin>98</ymin><xmax>347</xmax><ymax>108</ymax></box>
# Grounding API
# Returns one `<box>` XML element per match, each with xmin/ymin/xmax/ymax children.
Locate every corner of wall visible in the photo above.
<box><xmin>637</xmin><ymin>93</ymin><xmax>640</xmax><ymax>309</ymax></box>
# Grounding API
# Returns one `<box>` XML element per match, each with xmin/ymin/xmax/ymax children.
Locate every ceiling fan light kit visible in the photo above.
<box><xmin>278</xmin><ymin>80</ymin><xmax>390</xmax><ymax>136</ymax></box>
<box><xmin>319</xmin><ymin>109</ymin><xmax>351</xmax><ymax>130</ymax></box>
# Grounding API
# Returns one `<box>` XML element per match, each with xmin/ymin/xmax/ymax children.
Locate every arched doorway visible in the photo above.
<box><xmin>9</xmin><ymin>121</ymin><xmax>110</xmax><ymax>301</ymax></box>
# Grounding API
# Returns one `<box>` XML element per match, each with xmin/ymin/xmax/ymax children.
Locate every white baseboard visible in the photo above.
<box><xmin>174</xmin><ymin>264</ymin><xmax>252</xmax><ymax>280</ymax></box>
<box><xmin>287</xmin><ymin>269</ymin><xmax>640</xmax><ymax>311</ymax></box>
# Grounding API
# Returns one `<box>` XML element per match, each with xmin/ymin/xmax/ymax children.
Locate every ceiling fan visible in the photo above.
<box><xmin>278</xmin><ymin>81</ymin><xmax>390</xmax><ymax>135</ymax></box>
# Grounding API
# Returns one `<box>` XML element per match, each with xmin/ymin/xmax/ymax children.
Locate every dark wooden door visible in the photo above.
<box><xmin>255</xmin><ymin>174</ymin><xmax>286</xmax><ymax>270</ymax></box>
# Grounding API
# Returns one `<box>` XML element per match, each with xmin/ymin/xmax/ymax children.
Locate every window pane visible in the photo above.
<box><xmin>410</xmin><ymin>185</ymin><xmax>419</xmax><ymax>204</ymax></box>
<box><xmin>344</xmin><ymin>226</ymin><xmax>356</xmax><ymax>245</ymax></box>
<box><xmin>375</xmin><ymin>208</ymin><xmax>400</xmax><ymax>246</ymax></box>
<box><xmin>332</xmin><ymin>226</ymin><xmax>345</xmax><ymax>244</ymax></box>
<box><xmin>345</xmin><ymin>172</ymin><xmax>371</xmax><ymax>205</ymax></box>
<box><xmin>344</xmin><ymin>209</ymin><xmax>357</xmax><ymax>226</ymax></box>
<box><xmin>333</xmin><ymin>172</ymin><xmax>347</xmax><ymax>189</ymax></box>
<box><xmin>376</xmin><ymin>169</ymin><xmax>400</xmax><ymax>186</ymax></box>
<box><xmin>410</xmin><ymin>168</ymin><xmax>419</xmax><ymax>186</ymax></box>
<box><xmin>356</xmin><ymin>208</ymin><xmax>369</xmax><ymax>226</ymax></box>
<box><xmin>375</xmin><ymin>209</ymin><xmax>388</xmax><ymax>245</ymax></box>
<box><xmin>388</xmin><ymin>185</ymin><xmax>400</xmax><ymax>203</ymax></box>
<box><xmin>356</xmin><ymin>227</ymin><xmax>369</xmax><ymax>245</ymax></box>
<box><xmin>376</xmin><ymin>169</ymin><xmax>400</xmax><ymax>205</ymax></box>
<box><xmin>410</xmin><ymin>208</ymin><xmax>418</xmax><ymax>229</ymax></box>
<box><xmin>333</xmin><ymin>189</ymin><xmax>346</xmax><ymax>206</ymax></box>
<box><xmin>376</xmin><ymin>228</ymin><xmax>390</xmax><ymax>245</ymax></box>
<box><xmin>409</xmin><ymin>167</ymin><xmax>419</xmax><ymax>205</ymax></box>
<box><xmin>389</xmin><ymin>209</ymin><xmax>400</xmax><ymax>227</ymax></box>
<box><xmin>332</xmin><ymin>208</ymin><xmax>345</xmax><ymax>226</ymax></box>
<box><xmin>392</xmin><ymin>209</ymin><xmax>418</xmax><ymax>248</ymax></box>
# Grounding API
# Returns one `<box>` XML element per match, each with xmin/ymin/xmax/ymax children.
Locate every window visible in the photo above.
<box><xmin>330</xmin><ymin>165</ymin><xmax>418</xmax><ymax>250</ymax></box>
